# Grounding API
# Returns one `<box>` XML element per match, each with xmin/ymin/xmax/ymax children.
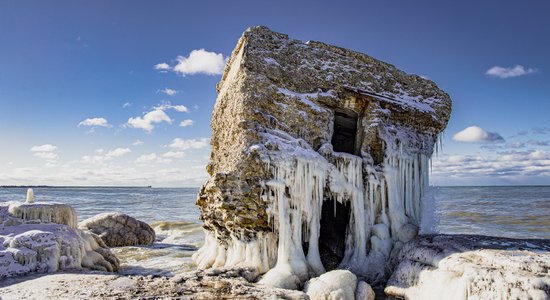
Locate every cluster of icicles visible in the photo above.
<box><xmin>193</xmin><ymin>144</ymin><xmax>431</xmax><ymax>289</ymax></box>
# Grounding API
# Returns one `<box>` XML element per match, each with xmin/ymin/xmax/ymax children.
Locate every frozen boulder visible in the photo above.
<box><xmin>304</xmin><ymin>270</ymin><xmax>358</xmax><ymax>300</ymax></box>
<box><xmin>79</xmin><ymin>213</ymin><xmax>155</xmax><ymax>247</ymax></box>
<box><xmin>356</xmin><ymin>281</ymin><xmax>375</xmax><ymax>300</ymax></box>
<box><xmin>0</xmin><ymin>203</ymin><xmax>119</xmax><ymax>279</ymax></box>
<box><xmin>385</xmin><ymin>234</ymin><xmax>550</xmax><ymax>300</ymax></box>
<box><xmin>8</xmin><ymin>202</ymin><xmax>77</xmax><ymax>228</ymax></box>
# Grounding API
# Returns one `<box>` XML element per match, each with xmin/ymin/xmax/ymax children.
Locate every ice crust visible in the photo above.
<box><xmin>303</xmin><ymin>269</ymin><xmax>358</xmax><ymax>300</ymax></box>
<box><xmin>0</xmin><ymin>202</ymin><xmax>119</xmax><ymax>279</ymax></box>
<box><xmin>8</xmin><ymin>201</ymin><xmax>78</xmax><ymax>228</ymax></box>
<box><xmin>385</xmin><ymin>234</ymin><xmax>550</xmax><ymax>300</ymax></box>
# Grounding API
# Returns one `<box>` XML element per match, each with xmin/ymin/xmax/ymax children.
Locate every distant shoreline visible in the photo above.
<box><xmin>1</xmin><ymin>185</ymin><xmax>549</xmax><ymax>189</ymax></box>
<box><xmin>0</xmin><ymin>185</ymin><xmax>201</xmax><ymax>189</ymax></box>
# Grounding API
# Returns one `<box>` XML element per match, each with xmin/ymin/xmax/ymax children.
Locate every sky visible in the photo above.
<box><xmin>0</xmin><ymin>0</ymin><xmax>549</xmax><ymax>187</ymax></box>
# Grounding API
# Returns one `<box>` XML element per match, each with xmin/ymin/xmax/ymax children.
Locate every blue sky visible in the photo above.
<box><xmin>1</xmin><ymin>0</ymin><xmax>549</xmax><ymax>186</ymax></box>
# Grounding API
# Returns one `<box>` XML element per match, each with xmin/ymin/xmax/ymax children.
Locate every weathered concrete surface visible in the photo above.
<box><xmin>194</xmin><ymin>26</ymin><xmax>451</xmax><ymax>286</ymax></box>
<box><xmin>198</xmin><ymin>26</ymin><xmax>451</xmax><ymax>241</ymax></box>
<box><xmin>386</xmin><ymin>234</ymin><xmax>550</xmax><ymax>299</ymax></box>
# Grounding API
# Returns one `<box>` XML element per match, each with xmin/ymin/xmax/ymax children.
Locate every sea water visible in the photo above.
<box><xmin>434</xmin><ymin>186</ymin><xmax>550</xmax><ymax>239</ymax></box>
<box><xmin>0</xmin><ymin>186</ymin><xmax>548</xmax><ymax>276</ymax></box>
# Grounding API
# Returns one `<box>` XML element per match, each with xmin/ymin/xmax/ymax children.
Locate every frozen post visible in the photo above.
<box><xmin>26</xmin><ymin>188</ymin><xmax>34</xmax><ymax>203</ymax></box>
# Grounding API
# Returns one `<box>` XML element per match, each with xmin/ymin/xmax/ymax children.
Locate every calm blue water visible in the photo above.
<box><xmin>0</xmin><ymin>187</ymin><xmax>200</xmax><ymax>224</ymax></box>
<box><xmin>1</xmin><ymin>186</ymin><xmax>548</xmax><ymax>239</ymax></box>
<box><xmin>434</xmin><ymin>186</ymin><xmax>550</xmax><ymax>239</ymax></box>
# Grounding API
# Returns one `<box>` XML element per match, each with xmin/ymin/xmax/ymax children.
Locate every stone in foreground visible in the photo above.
<box><xmin>304</xmin><ymin>270</ymin><xmax>358</xmax><ymax>300</ymax></box>
<box><xmin>0</xmin><ymin>202</ymin><xmax>119</xmax><ymax>279</ymax></box>
<box><xmin>356</xmin><ymin>281</ymin><xmax>376</xmax><ymax>300</ymax></box>
<box><xmin>173</xmin><ymin>268</ymin><xmax>309</xmax><ymax>299</ymax></box>
<box><xmin>386</xmin><ymin>234</ymin><xmax>550</xmax><ymax>300</ymax></box>
<box><xmin>194</xmin><ymin>25</ymin><xmax>451</xmax><ymax>287</ymax></box>
<box><xmin>79</xmin><ymin>213</ymin><xmax>155</xmax><ymax>247</ymax></box>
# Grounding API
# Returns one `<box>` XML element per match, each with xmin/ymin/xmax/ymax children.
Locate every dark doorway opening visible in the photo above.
<box><xmin>319</xmin><ymin>198</ymin><xmax>351</xmax><ymax>271</ymax></box>
<box><xmin>331</xmin><ymin>110</ymin><xmax>358</xmax><ymax>154</ymax></box>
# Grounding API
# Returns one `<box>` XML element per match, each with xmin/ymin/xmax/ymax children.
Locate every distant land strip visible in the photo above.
<box><xmin>0</xmin><ymin>185</ymin><xmax>153</xmax><ymax>188</ymax></box>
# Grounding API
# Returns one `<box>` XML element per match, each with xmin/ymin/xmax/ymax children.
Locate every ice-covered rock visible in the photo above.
<box><xmin>385</xmin><ymin>234</ymin><xmax>550</xmax><ymax>300</ymax></box>
<box><xmin>79</xmin><ymin>213</ymin><xmax>155</xmax><ymax>247</ymax></box>
<box><xmin>194</xmin><ymin>26</ymin><xmax>451</xmax><ymax>287</ymax></box>
<box><xmin>26</xmin><ymin>188</ymin><xmax>34</xmax><ymax>203</ymax></box>
<box><xmin>356</xmin><ymin>281</ymin><xmax>375</xmax><ymax>300</ymax></box>
<box><xmin>0</xmin><ymin>203</ymin><xmax>119</xmax><ymax>279</ymax></box>
<box><xmin>303</xmin><ymin>270</ymin><xmax>358</xmax><ymax>300</ymax></box>
<box><xmin>8</xmin><ymin>202</ymin><xmax>77</xmax><ymax>228</ymax></box>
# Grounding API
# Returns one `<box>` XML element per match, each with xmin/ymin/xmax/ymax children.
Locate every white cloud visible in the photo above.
<box><xmin>179</xmin><ymin>119</ymin><xmax>194</xmax><ymax>127</ymax></box>
<box><xmin>154</xmin><ymin>101</ymin><xmax>188</xmax><ymax>113</ymax></box>
<box><xmin>172</xmin><ymin>49</ymin><xmax>225</xmax><ymax>76</ymax></box>
<box><xmin>127</xmin><ymin>109</ymin><xmax>172</xmax><ymax>133</ymax></box>
<box><xmin>163</xmin><ymin>151</ymin><xmax>185</xmax><ymax>158</ymax></box>
<box><xmin>1</xmin><ymin>153</ymin><xmax>209</xmax><ymax>187</ymax></box>
<box><xmin>136</xmin><ymin>153</ymin><xmax>171</xmax><ymax>164</ymax></box>
<box><xmin>486</xmin><ymin>65</ymin><xmax>536</xmax><ymax>79</ymax></box>
<box><xmin>30</xmin><ymin>144</ymin><xmax>59</xmax><ymax>163</ymax></box>
<box><xmin>154</xmin><ymin>63</ymin><xmax>170</xmax><ymax>72</ymax></box>
<box><xmin>532</xmin><ymin>127</ymin><xmax>550</xmax><ymax>135</ymax></box>
<box><xmin>158</xmin><ymin>88</ymin><xmax>178</xmax><ymax>96</ymax></box>
<box><xmin>132</xmin><ymin>139</ymin><xmax>144</xmax><ymax>146</ymax></box>
<box><xmin>452</xmin><ymin>126</ymin><xmax>504</xmax><ymax>143</ymax></box>
<box><xmin>172</xmin><ymin>105</ymin><xmax>188</xmax><ymax>112</ymax></box>
<box><xmin>168</xmin><ymin>137</ymin><xmax>210</xmax><ymax>150</ymax></box>
<box><xmin>431</xmin><ymin>149</ymin><xmax>550</xmax><ymax>185</ymax></box>
<box><xmin>125</xmin><ymin>101</ymin><xmax>189</xmax><ymax>133</ymax></box>
<box><xmin>528</xmin><ymin>140</ymin><xmax>550</xmax><ymax>146</ymax></box>
<box><xmin>123</xmin><ymin>102</ymin><xmax>132</xmax><ymax>108</ymax></box>
<box><xmin>34</xmin><ymin>152</ymin><xmax>59</xmax><ymax>160</ymax></box>
<box><xmin>106</xmin><ymin>148</ymin><xmax>131</xmax><ymax>158</ymax></box>
<box><xmin>78</xmin><ymin>117</ymin><xmax>110</xmax><ymax>127</ymax></box>
<box><xmin>30</xmin><ymin>144</ymin><xmax>58</xmax><ymax>153</ymax></box>
<box><xmin>82</xmin><ymin>147</ymin><xmax>131</xmax><ymax>163</ymax></box>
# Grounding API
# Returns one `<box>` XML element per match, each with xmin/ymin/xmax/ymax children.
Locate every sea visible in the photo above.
<box><xmin>1</xmin><ymin>186</ymin><xmax>549</xmax><ymax>276</ymax></box>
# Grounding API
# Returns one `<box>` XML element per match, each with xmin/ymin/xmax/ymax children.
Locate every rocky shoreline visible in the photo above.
<box><xmin>1</xmin><ymin>198</ymin><xmax>549</xmax><ymax>299</ymax></box>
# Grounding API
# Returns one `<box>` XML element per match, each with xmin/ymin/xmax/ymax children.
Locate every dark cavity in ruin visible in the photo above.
<box><xmin>331</xmin><ymin>109</ymin><xmax>359</xmax><ymax>155</ymax></box>
<box><xmin>319</xmin><ymin>197</ymin><xmax>351</xmax><ymax>271</ymax></box>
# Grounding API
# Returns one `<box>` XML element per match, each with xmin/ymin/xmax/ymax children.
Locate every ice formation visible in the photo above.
<box><xmin>194</xmin><ymin>26</ymin><xmax>451</xmax><ymax>289</ymax></box>
<box><xmin>303</xmin><ymin>269</ymin><xmax>358</xmax><ymax>300</ymax></box>
<box><xmin>0</xmin><ymin>202</ymin><xmax>119</xmax><ymax>279</ymax></box>
<box><xmin>356</xmin><ymin>280</ymin><xmax>376</xmax><ymax>300</ymax></box>
<box><xmin>26</xmin><ymin>188</ymin><xmax>34</xmax><ymax>203</ymax></box>
<box><xmin>385</xmin><ymin>234</ymin><xmax>550</xmax><ymax>300</ymax></box>
<box><xmin>8</xmin><ymin>201</ymin><xmax>78</xmax><ymax>228</ymax></box>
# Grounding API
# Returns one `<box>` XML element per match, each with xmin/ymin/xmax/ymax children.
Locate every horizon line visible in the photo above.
<box><xmin>2</xmin><ymin>184</ymin><xmax>550</xmax><ymax>189</ymax></box>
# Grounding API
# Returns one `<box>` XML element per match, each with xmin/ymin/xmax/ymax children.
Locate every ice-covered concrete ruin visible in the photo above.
<box><xmin>193</xmin><ymin>26</ymin><xmax>451</xmax><ymax>288</ymax></box>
